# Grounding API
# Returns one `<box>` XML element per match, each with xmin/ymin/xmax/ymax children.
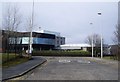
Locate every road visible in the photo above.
<box><xmin>24</xmin><ymin>57</ymin><xmax>118</xmax><ymax>80</ymax></box>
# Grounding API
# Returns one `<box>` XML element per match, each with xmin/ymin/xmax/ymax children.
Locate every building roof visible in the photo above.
<box><xmin>59</xmin><ymin>44</ymin><xmax>91</xmax><ymax>50</ymax></box>
<box><xmin>60</xmin><ymin>44</ymin><xmax>91</xmax><ymax>47</ymax></box>
<box><xmin>33</xmin><ymin>30</ymin><xmax>60</xmax><ymax>36</ymax></box>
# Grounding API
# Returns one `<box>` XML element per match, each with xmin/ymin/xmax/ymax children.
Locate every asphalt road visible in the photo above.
<box><xmin>24</xmin><ymin>57</ymin><xmax>118</xmax><ymax>80</ymax></box>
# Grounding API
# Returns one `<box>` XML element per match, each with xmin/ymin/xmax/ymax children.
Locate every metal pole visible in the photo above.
<box><xmin>92</xmin><ymin>35</ymin><xmax>94</xmax><ymax>57</ymax></box>
<box><xmin>97</xmin><ymin>12</ymin><xmax>103</xmax><ymax>58</ymax></box>
<box><xmin>29</xmin><ymin>0</ymin><xmax>34</xmax><ymax>57</ymax></box>
<box><xmin>90</xmin><ymin>23</ymin><xmax>94</xmax><ymax>58</ymax></box>
<box><xmin>101</xmin><ymin>35</ymin><xmax>103</xmax><ymax>58</ymax></box>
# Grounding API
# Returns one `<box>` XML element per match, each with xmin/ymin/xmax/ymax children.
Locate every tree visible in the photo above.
<box><xmin>118</xmin><ymin>25</ymin><xmax>120</xmax><ymax>61</ymax></box>
<box><xmin>0</xmin><ymin>31</ymin><xmax>2</xmax><ymax>52</ymax></box>
<box><xmin>3</xmin><ymin>4</ymin><xmax>21</xmax><ymax>32</ymax></box>
<box><xmin>114</xmin><ymin>24</ymin><xmax>120</xmax><ymax>46</ymax></box>
<box><xmin>113</xmin><ymin>24</ymin><xmax>120</xmax><ymax>60</ymax></box>
<box><xmin>85</xmin><ymin>33</ymin><xmax>101</xmax><ymax>46</ymax></box>
<box><xmin>3</xmin><ymin>3</ymin><xmax>22</xmax><ymax>58</ymax></box>
<box><xmin>85</xmin><ymin>33</ymin><xmax>103</xmax><ymax>56</ymax></box>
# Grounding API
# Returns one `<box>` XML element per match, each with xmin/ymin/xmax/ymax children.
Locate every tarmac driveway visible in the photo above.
<box><xmin>25</xmin><ymin>57</ymin><xmax>118</xmax><ymax>80</ymax></box>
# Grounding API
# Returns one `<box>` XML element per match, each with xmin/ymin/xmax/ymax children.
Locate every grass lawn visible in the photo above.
<box><xmin>2</xmin><ymin>53</ymin><xmax>19</xmax><ymax>63</ymax></box>
<box><xmin>103</xmin><ymin>56</ymin><xmax>118</xmax><ymax>61</ymax></box>
<box><xmin>1</xmin><ymin>53</ymin><xmax>29</xmax><ymax>68</ymax></box>
<box><xmin>3</xmin><ymin>57</ymin><xmax>29</xmax><ymax>68</ymax></box>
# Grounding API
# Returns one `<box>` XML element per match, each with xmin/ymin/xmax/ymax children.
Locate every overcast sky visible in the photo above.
<box><xmin>1</xmin><ymin>0</ymin><xmax>119</xmax><ymax>44</ymax></box>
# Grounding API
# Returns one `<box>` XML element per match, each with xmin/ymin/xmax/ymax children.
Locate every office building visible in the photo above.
<box><xmin>1</xmin><ymin>29</ymin><xmax>65</xmax><ymax>52</ymax></box>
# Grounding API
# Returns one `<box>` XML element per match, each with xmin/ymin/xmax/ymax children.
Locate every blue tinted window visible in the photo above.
<box><xmin>33</xmin><ymin>38</ymin><xmax>55</xmax><ymax>45</ymax></box>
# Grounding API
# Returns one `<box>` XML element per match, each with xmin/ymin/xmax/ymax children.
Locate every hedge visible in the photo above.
<box><xmin>32</xmin><ymin>50</ymin><xmax>91</xmax><ymax>57</ymax></box>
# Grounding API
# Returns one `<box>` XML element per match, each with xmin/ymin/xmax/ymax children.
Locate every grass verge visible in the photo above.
<box><xmin>3</xmin><ymin>57</ymin><xmax>29</xmax><ymax>68</ymax></box>
<box><xmin>103</xmin><ymin>56</ymin><xmax>118</xmax><ymax>61</ymax></box>
<box><xmin>1</xmin><ymin>53</ymin><xmax>29</xmax><ymax>68</ymax></box>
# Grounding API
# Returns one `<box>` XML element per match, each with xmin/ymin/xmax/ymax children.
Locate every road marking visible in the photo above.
<box><xmin>58</xmin><ymin>59</ymin><xmax>91</xmax><ymax>64</ymax></box>
<box><xmin>58</xmin><ymin>60</ymin><xmax>71</xmax><ymax>63</ymax></box>
<box><xmin>77</xmin><ymin>60</ymin><xmax>91</xmax><ymax>64</ymax></box>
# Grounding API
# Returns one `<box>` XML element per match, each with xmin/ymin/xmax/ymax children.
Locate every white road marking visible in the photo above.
<box><xmin>58</xmin><ymin>59</ymin><xmax>90</xmax><ymax>64</ymax></box>
<box><xmin>58</xmin><ymin>60</ymin><xmax>71</xmax><ymax>63</ymax></box>
<box><xmin>77</xmin><ymin>60</ymin><xmax>91</xmax><ymax>64</ymax></box>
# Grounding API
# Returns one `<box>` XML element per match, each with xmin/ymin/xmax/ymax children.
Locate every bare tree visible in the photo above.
<box><xmin>114</xmin><ymin>24</ymin><xmax>120</xmax><ymax>46</ymax></box>
<box><xmin>85</xmin><ymin>33</ymin><xmax>101</xmax><ymax>46</ymax></box>
<box><xmin>113</xmin><ymin>24</ymin><xmax>120</xmax><ymax>60</ymax></box>
<box><xmin>0</xmin><ymin>31</ymin><xmax>2</xmax><ymax>53</ymax></box>
<box><xmin>85</xmin><ymin>33</ymin><xmax>103</xmax><ymax>56</ymax></box>
<box><xmin>3</xmin><ymin>3</ymin><xmax>22</xmax><ymax>58</ymax></box>
<box><xmin>3</xmin><ymin>4</ymin><xmax>21</xmax><ymax>32</ymax></box>
<box><xmin>25</xmin><ymin>16</ymin><xmax>31</xmax><ymax>32</ymax></box>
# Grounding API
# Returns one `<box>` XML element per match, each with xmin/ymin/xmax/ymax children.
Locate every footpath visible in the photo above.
<box><xmin>2</xmin><ymin>56</ymin><xmax>47</xmax><ymax>81</ymax></box>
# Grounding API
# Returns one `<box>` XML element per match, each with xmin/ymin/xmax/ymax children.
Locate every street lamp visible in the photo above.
<box><xmin>97</xmin><ymin>12</ymin><xmax>103</xmax><ymax>59</ymax></box>
<box><xmin>29</xmin><ymin>0</ymin><xmax>34</xmax><ymax>59</ymax></box>
<box><xmin>90</xmin><ymin>22</ymin><xmax>94</xmax><ymax>58</ymax></box>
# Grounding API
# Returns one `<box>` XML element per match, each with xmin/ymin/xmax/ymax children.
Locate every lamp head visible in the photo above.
<box><xmin>98</xmin><ymin>12</ymin><xmax>102</xmax><ymax>16</ymax></box>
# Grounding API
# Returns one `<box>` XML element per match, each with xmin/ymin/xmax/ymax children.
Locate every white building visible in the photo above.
<box><xmin>58</xmin><ymin>44</ymin><xmax>91</xmax><ymax>51</ymax></box>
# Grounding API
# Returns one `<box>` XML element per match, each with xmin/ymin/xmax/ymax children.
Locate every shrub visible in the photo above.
<box><xmin>32</xmin><ymin>50</ymin><xmax>91</xmax><ymax>57</ymax></box>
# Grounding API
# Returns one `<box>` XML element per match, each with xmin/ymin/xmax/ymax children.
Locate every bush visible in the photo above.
<box><xmin>32</xmin><ymin>50</ymin><xmax>91</xmax><ymax>57</ymax></box>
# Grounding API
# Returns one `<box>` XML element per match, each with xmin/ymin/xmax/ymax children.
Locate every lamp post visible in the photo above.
<box><xmin>90</xmin><ymin>22</ymin><xmax>94</xmax><ymax>58</ymax></box>
<box><xmin>29</xmin><ymin>0</ymin><xmax>34</xmax><ymax>59</ymax></box>
<box><xmin>97</xmin><ymin>12</ymin><xmax>103</xmax><ymax>59</ymax></box>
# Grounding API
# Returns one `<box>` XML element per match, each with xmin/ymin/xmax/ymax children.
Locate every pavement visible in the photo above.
<box><xmin>2</xmin><ymin>56</ymin><xmax>47</xmax><ymax>81</ymax></box>
<box><xmin>24</xmin><ymin>57</ymin><xmax>118</xmax><ymax>80</ymax></box>
<box><xmin>83</xmin><ymin>57</ymin><xmax>118</xmax><ymax>69</ymax></box>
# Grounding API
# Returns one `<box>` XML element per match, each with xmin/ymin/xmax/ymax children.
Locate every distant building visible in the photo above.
<box><xmin>34</xmin><ymin>30</ymin><xmax>65</xmax><ymax>48</ymax></box>
<box><xmin>55</xmin><ymin>36</ymin><xmax>65</xmax><ymax>48</ymax></box>
<box><xmin>1</xmin><ymin>29</ymin><xmax>65</xmax><ymax>52</ymax></box>
<box><xmin>58</xmin><ymin>44</ymin><xmax>91</xmax><ymax>51</ymax></box>
<box><xmin>110</xmin><ymin>45</ymin><xmax>119</xmax><ymax>56</ymax></box>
